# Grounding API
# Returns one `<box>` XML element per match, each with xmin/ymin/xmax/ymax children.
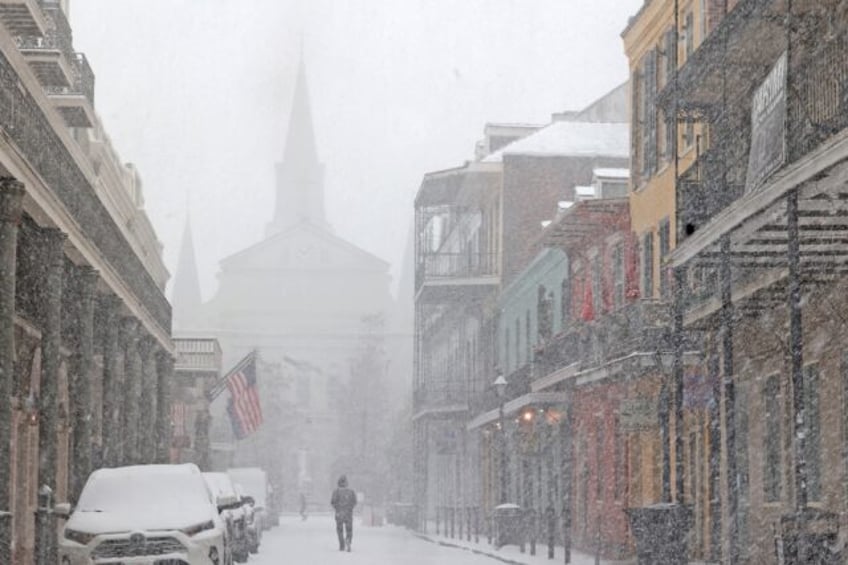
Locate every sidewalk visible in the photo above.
<box><xmin>414</xmin><ymin>528</ymin><xmax>633</xmax><ymax>565</ymax></box>
<box><xmin>415</xmin><ymin>528</ymin><xmax>718</xmax><ymax>565</ymax></box>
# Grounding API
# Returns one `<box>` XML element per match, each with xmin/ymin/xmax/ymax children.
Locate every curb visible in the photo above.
<box><xmin>414</xmin><ymin>533</ymin><xmax>527</xmax><ymax>565</ymax></box>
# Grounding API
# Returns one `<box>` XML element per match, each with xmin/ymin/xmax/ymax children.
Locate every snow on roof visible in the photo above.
<box><xmin>483</xmin><ymin>121</ymin><xmax>629</xmax><ymax>162</ymax></box>
<box><xmin>228</xmin><ymin>468</ymin><xmax>268</xmax><ymax>507</ymax></box>
<box><xmin>558</xmin><ymin>200</ymin><xmax>575</xmax><ymax>210</ymax></box>
<box><xmin>593</xmin><ymin>167</ymin><xmax>630</xmax><ymax>179</ymax></box>
<box><xmin>203</xmin><ymin>472</ymin><xmax>238</xmax><ymax>499</ymax></box>
<box><xmin>575</xmin><ymin>185</ymin><xmax>597</xmax><ymax>199</ymax></box>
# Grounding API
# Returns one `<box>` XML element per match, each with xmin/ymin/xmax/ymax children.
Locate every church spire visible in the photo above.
<box><xmin>172</xmin><ymin>213</ymin><xmax>203</xmax><ymax>332</ymax></box>
<box><xmin>267</xmin><ymin>53</ymin><xmax>328</xmax><ymax>235</ymax></box>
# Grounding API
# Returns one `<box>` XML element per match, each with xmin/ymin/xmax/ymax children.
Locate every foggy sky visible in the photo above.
<box><xmin>69</xmin><ymin>0</ymin><xmax>642</xmax><ymax>301</ymax></box>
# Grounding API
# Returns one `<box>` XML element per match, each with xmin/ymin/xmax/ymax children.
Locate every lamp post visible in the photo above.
<box><xmin>494</xmin><ymin>373</ymin><xmax>508</xmax><ymax>505</ymax></box>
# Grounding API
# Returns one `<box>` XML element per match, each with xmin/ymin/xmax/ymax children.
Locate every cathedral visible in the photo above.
<box><xmin>171</xmin><ymin>56</ymin><xmax>395</xmax><ymax>508</ymax></box>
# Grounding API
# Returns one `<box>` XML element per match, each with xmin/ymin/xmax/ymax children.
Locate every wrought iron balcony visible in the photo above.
<box><xmin>0</xmin><ymin>0</ymin><xmax>48</xmax><ymax>37</ymax></box>
<box><xmin>415</xmin><ymin>252</ymin><xmax>499</xmax><ymax>302</ymax></box>
<box><xmin>412</xmin><ymin>386</ymin><xmax>469</xmax><ymax>420</ymax></box>
<box><xmin>46</xmin><ymin>52</ymin><xmax>95</xmax><ymax>128</ymax></box>
<box><xmin>16</xmin><ymin>2</ymin><xmax>74</xmax><ymax>87</ymax></box>
<box><xmin>0</xmin><ymin>48</ymin><xmax>172</xmax><ymax>333</ymax></box>
<box><xmin>533</xmin><ymin>299</ymin><xmax>672</xmax><ymax>383</ymax></box>
<box><xmin>787</xmin><ymin>32</ymin><xmax>848</xmax><ymax>162</ymax></box>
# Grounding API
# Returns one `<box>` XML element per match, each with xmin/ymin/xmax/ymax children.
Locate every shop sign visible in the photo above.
<box><xmin>745</xmin><ymin>51</ymin><xmax>787</xmax><ymax>194</ymax></box>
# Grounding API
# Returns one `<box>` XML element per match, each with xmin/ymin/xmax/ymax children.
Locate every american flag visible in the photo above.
<box><xmin>225</xmin><ymin>351</ymin><xmax>263</xmax><ymax>439</ymax></box>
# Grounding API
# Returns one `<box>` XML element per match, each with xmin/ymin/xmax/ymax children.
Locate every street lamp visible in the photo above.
<box><xmin>493</xmin><ymin>372</ymin><xmax>508</xmax><ymax>505</ymax></box>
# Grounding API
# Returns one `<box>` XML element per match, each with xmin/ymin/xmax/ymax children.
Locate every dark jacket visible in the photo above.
<box><xmin>331</xmin><ymin>487</ymin><xmax>357</xmax><ymax>519</ymax></box>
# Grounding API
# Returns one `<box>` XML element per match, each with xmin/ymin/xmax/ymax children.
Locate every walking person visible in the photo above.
<box><xmin>331</xmin><ymin>475</ymin><xmax>357</xmax><ymax>552</ymax></box>
<box><xmin>299</xmin><ymin>492</ymin><xmax>308</xmax><ymax>521</ymax></box>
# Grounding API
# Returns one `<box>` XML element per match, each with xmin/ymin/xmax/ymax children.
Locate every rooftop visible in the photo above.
<box><xmin>593</xmin><ymin>167</ymin><xmax>630</xmax><ymax>179</ymax></box>
<box><xmin>483</xmin><ymin>121</ymin><xmax>629</xmax><ymax>163</ymax></box>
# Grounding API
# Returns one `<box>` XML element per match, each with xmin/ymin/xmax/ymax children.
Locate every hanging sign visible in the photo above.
<box><xmin>745</xmin><ymin>51</ymin><xmax>787</xmax><ymax>194</ymax></box>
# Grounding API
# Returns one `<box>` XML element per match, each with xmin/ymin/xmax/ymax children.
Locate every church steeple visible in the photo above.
<box><xmin>267</xmin><ymin>54</ymin><xmax>328</xmax><ymax>235</ymax></box>
<box><xmin>172</xmin><ymin>214</ymin><xmax>203</xmax><ymax>332</ymax></box>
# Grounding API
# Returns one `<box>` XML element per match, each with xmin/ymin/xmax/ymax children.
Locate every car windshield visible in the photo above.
<box><xmin>77</xmin><ymin>472</ymin><xmax>212</xmax><ymax>513</ymax></box>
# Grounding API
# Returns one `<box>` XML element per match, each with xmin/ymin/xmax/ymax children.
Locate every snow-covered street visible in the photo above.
<box><xmin>249</xmin><ymin>515</ymin><xmax>499</xmax><ymax>565</ymax></box>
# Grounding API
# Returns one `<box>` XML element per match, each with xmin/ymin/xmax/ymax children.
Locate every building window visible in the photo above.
<box><xmin>612</xmin><ymin>244</ymin><xmax>624</xmax><ymax>309</ymax></box>
<box><xmin>642</xmin><ymin>232</ymin><xmax>655</xmax><ymax>299</ymax></box>
<box><xmin>684</xmin><ymin>11</ymin><xmax>695</xmax><ymax>59</ymax></box>
<box><xmin>537</xmin><ymin>286</ymin><xmax>553</xmax><ymax>342</ymax></box>
<box><xmin>592</xmin><ymin>256</ymin><xmax>602</xmax><ymax>314</ymax></box>
<box><xmin>596</xmin><ymin>415</ymin><xmax>605</xmax><ymax>503</ymax></box>
<box><xmin>804</xmin><ymin>364</ymin><xmax>822</xmax><ymax>502</ymax></box>
<box><xmin>614</xmin><ymin>418</ymin><xmax>624</xmax><ymax>501</ymax></box>
<box><xmin>641</xmin><ymin>50</ymin><xmax>659</xmax><ymax>178</ymax></box>
<box><xmin>659</xmin><ymin>219</ymin><xmax>671</xmax><ymax>298</ymax></box>
<box><xmin>631</xmin><ymin>68</ymin><xmax>643</xmax><ymax>188</ymax></box>
<box><xmin>842</xmin><ymin>354</ymin><xmax>848</xmax><ymax>508</ymax></box>
<box><xmin>662</xmin><ymin>27</ymin><xmax>677</xmax><ymax>162</ymax></box>
<box><xmin>683</xmin><ymin>119</ymin><xmax>695</xmax><ymax>150</ymax></box>
<box><xmin>763</xmin><ymin>374</ymin><xmax>782</xmax><ymax>503</ymax></box>
<box><xmin>561</xmin><ymin>276</ymin><xmax>572</xmax><ymax>326</ymax></box>
<box><xmin>665</xmin><ymin>26</ymin><xmax>678</xmax><ymax>79</ymax></box>
<box><xmin>505</xmin><ymin>327</ymin><xmax>511</xmax><ymax>372</ymax></box>
<box><xmin>515</xmin><ymin>318</ymin><xmax>521</xmax><ymax>369</ymax></box>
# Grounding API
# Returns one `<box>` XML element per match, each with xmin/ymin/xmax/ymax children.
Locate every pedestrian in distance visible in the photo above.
<box><xmin>299</xmin><ymin>492</ymin><xmax>308</xmax><ymax>521</ymax></box>
<box><xmin>330</xmin><ymin>475</ymin><xmax>357</xmax><ymax>552</ymax></box>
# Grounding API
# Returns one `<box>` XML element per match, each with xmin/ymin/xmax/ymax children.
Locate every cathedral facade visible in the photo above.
<box><xmin>172</xmin><ymin>57</ymin><xmax>393</xmax><ymax>509</ymax></box>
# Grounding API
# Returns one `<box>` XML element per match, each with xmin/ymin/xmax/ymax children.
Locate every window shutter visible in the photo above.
<box><xmin>631</xmin><ymin>69</ymin><xmax>642</xmax><ymax>186</ymax></box>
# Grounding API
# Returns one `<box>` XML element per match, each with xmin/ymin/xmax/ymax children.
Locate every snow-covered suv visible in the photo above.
<box><xmin>58</xmin><ymin>464</ymin><xmax>231</xmax><ymax>565</ymax></box>
<box><xmin>203</xmin><ymin>472</ymin><xmax>249</xmax><ymax>562</ymax></box>
<box><xmin>233</xmin><ymin>483</ymin><xmax>261</xmax><ymax>554</ymax></box>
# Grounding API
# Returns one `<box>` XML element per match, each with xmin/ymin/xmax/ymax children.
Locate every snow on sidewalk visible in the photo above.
<box><xmin>415</xmin><ymin>529</ymin><xmax>632</xmax><ymax>565</ymax></box>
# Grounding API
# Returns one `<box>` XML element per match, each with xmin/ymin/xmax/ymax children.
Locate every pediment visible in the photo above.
<box><xmin>219</xmin><ymin>221</ymin><xmax>389</xmax><ymax>273</ymax></box>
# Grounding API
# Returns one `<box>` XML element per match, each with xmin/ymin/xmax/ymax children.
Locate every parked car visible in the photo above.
<box><xmin>58</xmin><ymin>463</ymin><xmax>233</xmax><ymax>565</ymax></box>
<box><xmin>204</xmin><ymin>472</ymin><xmax>250</xmax><ymax>563</ymax></box>
<box><xmin>234</xmin><ymin>483</ymin><xmax>261</xmax><ymax>554</ymax></box>
<box><xmin>227</xmin><ymin>468</ymin><xmax>274</xmax><ymax>531</ymax></box>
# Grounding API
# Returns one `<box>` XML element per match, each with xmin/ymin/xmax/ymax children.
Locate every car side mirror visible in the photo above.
<box><xmin>216</xmin><ymin>495</ymin><xmax>240</xmax><ymax>513</ymax></box>
<box><xmin>54</xmin><ymin>502</ymin><xmax>72</xmax><ymax>519</ymax></box>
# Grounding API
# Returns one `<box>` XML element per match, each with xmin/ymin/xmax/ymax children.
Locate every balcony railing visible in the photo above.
<box><xmin>0</xmin><ymin>0</ymin><xmax>48</xmax><ymax>37</ymax></box>
<box><xmin>533</xmin><ymin>300</ymin><xmax>672</xmax><ymax>381</ymax></box>
<box><xmin>787</xmin><ymin>32</ymin><xmax>848</xmax><ymax>162</ymax></box>
<box><xmin>424</xmin><ymin>252</ymin><xmax>497</xmax><ymax>279</ymax></box>
<box><xmin>415</xmin><ymin>252</ymin><xmax>497</xmax><ymax>290</ymax></box>
<box><xmin>412</xmin><ymin>387</ymin><xmax>469</xmax><ymax>416</ymax></box>
<box><xmin>18</xmin><ymin>2</ymin><xmax>72</xmax><ymax>57</ymax></box>
<box><xmin>45</xmin><ymin>52</ymin><xmax>94</xmax><ymax>104</ymax></box>
<box><xmin>0</xmin><ymin>43</ymin><xmax>172</xmax><ymax>332</ymax></box>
